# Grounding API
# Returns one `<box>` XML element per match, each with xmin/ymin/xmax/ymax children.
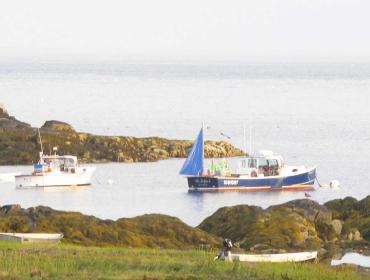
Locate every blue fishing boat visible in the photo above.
<box><xmin>180</xmin><ymin>128</ymin><xmax>316</xmax><ymax>192</ymax></box>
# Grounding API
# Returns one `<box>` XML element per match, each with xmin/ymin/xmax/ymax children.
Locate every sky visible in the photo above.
<box><xmin>0</xmin><ymin>0</ymin><xmax>369</xmax><ymax>62</ymax></box>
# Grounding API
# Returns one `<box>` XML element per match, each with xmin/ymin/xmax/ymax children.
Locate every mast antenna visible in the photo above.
<box><xmin>202</xmin><ymin>122</ymin><xmax>205</xmax><ymax>174</ymax></box>
<box><xmin>249</xmin><ymin>126</ymin><xmax>253</xmax><ymax>157</ymax></box>
<box><xmin>37</xmin><ymin>128</ymin><xmax>44</xmax><ymax>155</ymax></box>
<box><xmin>243</xmin><ymin>123</ymin><xmax>247</xmax><ymax>156</ymax></box>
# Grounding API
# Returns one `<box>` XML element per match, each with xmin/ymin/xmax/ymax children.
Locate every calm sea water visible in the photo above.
<box><xmin>0</xmin><ymin>62</ymin><xmax>369</xmax><ymax>225</ymax></box>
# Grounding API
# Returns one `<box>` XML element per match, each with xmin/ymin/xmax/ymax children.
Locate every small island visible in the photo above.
<box><xmin>0</xmin><ymin>105</ymin><xmax>244</xmax><ymax>165</ymax></box>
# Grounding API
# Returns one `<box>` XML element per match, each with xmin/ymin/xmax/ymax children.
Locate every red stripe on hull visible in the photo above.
<box><xmin>189</xmin><ymin>185</ymin><xmax>314</xmax><ymax>192</ymax></box>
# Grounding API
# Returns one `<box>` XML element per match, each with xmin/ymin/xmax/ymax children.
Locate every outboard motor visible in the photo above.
<box><xmin>215</xmin><ymin>238</ymin><xmax>233</xmax><ymax>261</ymax></box>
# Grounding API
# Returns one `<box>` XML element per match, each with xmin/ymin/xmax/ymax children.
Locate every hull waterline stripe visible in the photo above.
<box><xmin>189</xmin><ymin>184</ymin><xmax>314</xmax><ymax>192</ymax></box>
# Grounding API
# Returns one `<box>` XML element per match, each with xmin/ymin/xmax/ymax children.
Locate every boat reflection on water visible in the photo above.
<box><xmin>15</xmin><ymin>184</ymin><xmax>91</xmax><ymax>192</ymax></box>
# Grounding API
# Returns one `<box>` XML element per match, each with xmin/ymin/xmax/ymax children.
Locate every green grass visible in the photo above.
<box><xmin>0</xmin><ymin>243</ymin><xmax>366</xmax><ymax>280</ymax></box>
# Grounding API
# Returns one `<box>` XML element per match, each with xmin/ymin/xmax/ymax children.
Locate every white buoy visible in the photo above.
<box><xmin>316</xmin><ymin>175</ymin><xmax>340</xmax><ymax>189</ymax></box>
<box><xmin>329</xmin><ymin>180</ymin><xmax>340</xmax><ymax>189</ymax></box>
<box><xmin>107</xmin><ymin>179</ymin><xmax>114</xmax><ymax>185</ymax></box>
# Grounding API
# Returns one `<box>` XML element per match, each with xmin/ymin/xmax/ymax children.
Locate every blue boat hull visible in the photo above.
<box><xmin>187</xmin><ymin>168</ymin><xmax>316</xmax><ymax>192</ymax></box>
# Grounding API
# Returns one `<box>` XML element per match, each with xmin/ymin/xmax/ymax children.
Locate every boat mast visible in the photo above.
<box><xmin>249</xmin><ymin>126</ymin><xmax>253</xmax><ymax>157</ymax></box>
<box><xmin>202</xmin><ymin>122</ymin><xmax>205</xmax><ymax>174</ymax></box>
<box><xmin>37</xmin><ymin>128</ymin><xmax>44</xmax><ymax>156</ymax></box>
<box><xmin>243</xmin><ymin>123</ymin><xmax>247</xmax><ymax>156</ymax></box>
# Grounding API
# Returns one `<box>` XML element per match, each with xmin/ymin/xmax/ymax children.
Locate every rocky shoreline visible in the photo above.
<box><xmin>199</xmin><ymin>196</ymin><xmax>370</xmax><ymax>262</ymax></box>
<box><xmin>0</xmin><ymin>105</ymin><xmax>244</xmax><ymax>165</ymax></box>
<box><xmin>0</xmin><ymin>196</ymin><xmax>368</xmax><ymax>260</ymax></box>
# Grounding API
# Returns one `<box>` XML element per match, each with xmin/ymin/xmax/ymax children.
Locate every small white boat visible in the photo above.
<box><xmin>15</xmin><ymin>149</ymin><xmax>95</xmax><ymax>188</ymax></box>
<box><xmin>231</xmin><ymin>251</ymin><xmax>318</xmax><ymax>262</ymax></box>
<box><xmin>0</xmin><ymin>232</ymin><xmax>63</xmax><ymax>243</ymax></box>
<box><xmin>0</xmin><ymin>172</ymin><xmax>21</xmax><ymax>182</ymax></box>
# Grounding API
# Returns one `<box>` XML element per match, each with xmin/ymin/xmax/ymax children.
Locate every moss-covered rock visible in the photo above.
<box><xmin>41</xmin><ymin>120</ymin><xmax>76</xmax><ymax>133</ymax></box>
<box><xmin>199</xmin><ymin>197</ymin><xmax>370</xmax><ymax>254</ymax></box>
<box><xmin>325</xmin><ymin>196</ymin><xmax>370</xmax><ymax>242</ymax></box>
<box><xmin>0</xmin><ymin>205</ymin><xmax>220</xmax><ymax>249</ymax></box>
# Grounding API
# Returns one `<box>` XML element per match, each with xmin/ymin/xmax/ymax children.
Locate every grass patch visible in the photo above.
<box><xmin>0</xmin><ymin>242</ymin><xmax>366</xmax><ymax>280</ymax></box>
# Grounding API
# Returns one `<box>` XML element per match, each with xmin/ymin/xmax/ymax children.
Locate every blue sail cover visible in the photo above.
<box><xmin>179</xmin><ymin>128</ymin><xmax>204</xmax><ymax>176</ymax></box>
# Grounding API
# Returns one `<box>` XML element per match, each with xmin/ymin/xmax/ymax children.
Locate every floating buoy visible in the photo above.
<box><xmin>329</xmin><ymin>180</ymin><xmax>340</xmax><ymax>189</ymax></box>
<box><xmin>107</xmin><ymin>179</ymin><xmax>114</xmax><ymax>185</ymax></box>
<box><xmin>316</xmin><ymin>177</ymin><xmax>340</xmax><ymax>189</ymax></box>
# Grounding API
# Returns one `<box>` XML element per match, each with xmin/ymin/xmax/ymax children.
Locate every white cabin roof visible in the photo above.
<box><xmin>42</xmin><ymin>155</ymin><xmax>77</xmax><ymax>161</ymax></box>
<box><xmin>256</xmin><ymin>150</ymin><xmax>274</xmax><ymax>157</ymax></box>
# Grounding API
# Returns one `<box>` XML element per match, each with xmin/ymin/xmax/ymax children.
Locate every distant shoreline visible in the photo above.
<box><xmin>0</xmin><ymin>107</ymin><xmax>244</xmax><ymax>165</ymax></box>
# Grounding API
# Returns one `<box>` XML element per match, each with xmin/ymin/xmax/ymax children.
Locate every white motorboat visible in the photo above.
<box><xmin>15</xmin><ymin>149</ymin><xmax>95</xmax><ymax>188</ymax></box>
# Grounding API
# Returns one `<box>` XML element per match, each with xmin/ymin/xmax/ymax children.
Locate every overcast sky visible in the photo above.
<box><xmin>0</xmin><ymin>0</ymin><xmax>369</xmax><ymax>62</ymax></box>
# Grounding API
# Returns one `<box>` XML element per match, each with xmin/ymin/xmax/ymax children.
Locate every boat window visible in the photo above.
<box><xmin>258</xmin><ymin>158</ymin><xmax>268</xmax><ymax>175</ymax></box>
<box><xmin>258</xmin><ymin>158</ymin><xmax>268</xmax><ymax>168</ymax></box>
<box><xmin>65</xmin><ymin>158</ymin><xmax>76</xmax><ymax>168</ymax></box>
<box><xmin>268</xmin><ymin>159</ymin><xmax>278</xmax><ymax>168</ymax></box>
<box><xmin>44</xmin><ymin>158</ymin><xmax>60</xmax><ymax>167</ymax></box>
<box><xmin>241</xmin><ymin>160</ymin><xmax>246</xmax><ymax>168</ymax></box>
<box><xmin>248</xmin><ymin>159</ymin><xmax>257</xmax><ymax>168</ymax></box>
<box><xmin>268</xmin><ymin>159</ymin><xmax>279</xmax><ymax>175</ymax></box>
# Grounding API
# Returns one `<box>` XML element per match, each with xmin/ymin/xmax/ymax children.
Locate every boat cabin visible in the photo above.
<box><xmin>34</xmin><ymin>155</ymin><xmax>79</xmax><ymax>174</ymax></box>
<box><xmin>237</xmin><ymin>150</ymin><xmax>283</xmax><ymax>177</ymax></box>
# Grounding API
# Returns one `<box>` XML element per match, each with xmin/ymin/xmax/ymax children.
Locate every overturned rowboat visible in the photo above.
<box><xmin>216</xmin><ymin>239</ymin><xmax>317</xmax><ymax>263</ymax></box>
<box><xmin>0</xmin><ymin>233</ymin><xmax>63</xmax><ymax>244</ymax></box>
<box><xmin>231</xmin><ymin>251</ymin><xmax>318</xmax><ymax>262</ymax></box>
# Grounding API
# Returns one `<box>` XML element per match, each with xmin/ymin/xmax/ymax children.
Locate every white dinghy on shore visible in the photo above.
<box><xmin>216</xmin><ymin>239</ymin><xmax>317</xmax><ymax>263</ymax></box>
<box><xmin>0</xmin><ymin>233</ymin><xmax>63</xmax><ymax>244</ymax></box>
<box><xmin>231</xmin><ymin>251</ymin><xmax>318</xmax><ymax>263</ymax></box>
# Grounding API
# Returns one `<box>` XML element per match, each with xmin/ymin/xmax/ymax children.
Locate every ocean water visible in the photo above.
<box><xmin>332</xmin><ymin>253</ymin><xmax>370</xmax><ymax>268</ymax></box>
<box><xmin>0</xmin><ymin>62</ymin><xmax>369</xmax><ymax>225</ymax></box>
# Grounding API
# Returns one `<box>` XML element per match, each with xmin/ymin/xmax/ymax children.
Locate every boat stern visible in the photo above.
<box><xmin>187</xmin><ymin>176</ymin><xmax>220</xmax><ymax>191</ymax></box>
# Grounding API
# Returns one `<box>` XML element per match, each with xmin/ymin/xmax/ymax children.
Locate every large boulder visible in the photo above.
<box><xmin>326</xmin><ymin>196</ymin><xmax>370</xmax><ymax>242</ymax></box>
<box><xmin>198</xmin><ymin>200</ymin><xmax>327</xmax><ymax>251</ymax></box>
<box><xmin>41</xmin><ymin>120</ymin><xmax>76</xmax><ymax>133</ymax></box>
<box><xmin>269</xmin><ymin>199</ymin><xmax>332</xmax><ymax>224</ymax></box>
<box><xmin>0</xmin><ymin>104</ymin><xmax>30</xmax><ymax>129</ymax></box>
<box><xmin>331</xmin><ymin>219</ymin><xmax>343</xmax><ymax>235</ymax></box>
<box><xmin>0</xmin><ymin>118</ymin><xmax>31</xmax><ymax>129</ymax></box>
<box><xmin>0</xmin><ymin>103</ymin><xmax>8</xmax><ymax>118</ymax></box>
<box><xmin>198</xmin><ymin>205</ymin><xmax>262</xmax><ymax>243</ymax></box>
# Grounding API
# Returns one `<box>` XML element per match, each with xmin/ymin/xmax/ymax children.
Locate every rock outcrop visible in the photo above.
<box><xmin>198</xmin><ymin>196</ymin><xmax>370</xmax><ymax>258</ymax></box>
<box><xmin>41</xmin><ymin>120</ymin><xmax>76</xmax><ymax>133</ymax></box>
<box><xmin>0</xmin><ymin>205</ymin><xmax>220</xmax><ymax>249</ymax></box>
<box><xmin>0</xmin><ymin>105</ymin><xmax>244</xmax><ymax>164</ymax></box>
<box><xmin>0</xmin><ymin>197</ymin><xmax>367</xmax><ymax>256</ymax></box>
<box><xmin>325</xmin><ymin>196</ymin><xmax>370</xmax><ymax>242</ymax></box>
<box><xmin>0</xmin><ymin>103</ymin><xmax>8</xmax><ymax>118</ymax></box>
<box><xmin>0</xmin><ymin>104</ymin><xmax>30</xmax><ymax>130</ymax></box>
